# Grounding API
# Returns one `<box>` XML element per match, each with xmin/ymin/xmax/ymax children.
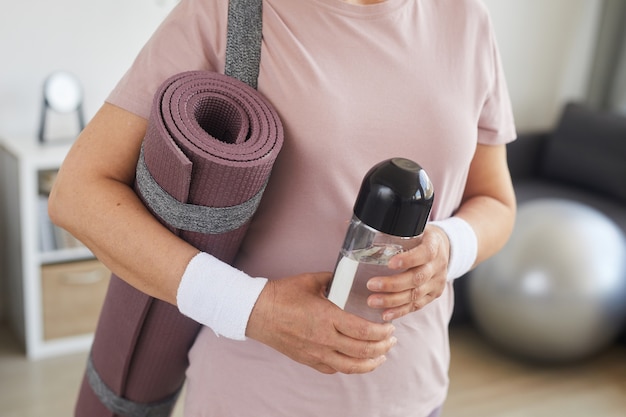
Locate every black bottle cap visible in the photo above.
<box><xmin>353</xmin><ymin>158</ymin><xmax>434</xmax><ymax>237</ymax></box>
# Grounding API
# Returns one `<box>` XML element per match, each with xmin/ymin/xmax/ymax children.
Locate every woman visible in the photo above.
<box><xmin>49</xmin><ymin>0</ymin><xmax>516</xmax><ymax>416</ymax></box>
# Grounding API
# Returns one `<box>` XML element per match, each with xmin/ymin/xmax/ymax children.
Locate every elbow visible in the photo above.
<box><xmin>47</xmin><ymin>172</ymin><xmax>81</xmax><ymax>232</ymax></box>
<box><xmin>500</xmin><ymin>186</ymin><xmax>517</xmax><ymax>236</ymax></box>
<box><xmin>47</xmin><ymin>178</ymin><xmax>69</xmax><ymax>229</ymax></box>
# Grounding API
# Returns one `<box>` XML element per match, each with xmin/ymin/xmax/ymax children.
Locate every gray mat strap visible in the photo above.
<box><xmin>87</xmin><ymin>355</ymin><xmax>179</xmax><ymax>417</ymax></box>
<box><xmin>225</xmin><ymin>0</ymin><xmax>263</xmax><ymax>89</ymax></box>
<box><xmin>136</xmin><ymin>147</ymin><xmax>266</xmax><ymax>234</ymax></box>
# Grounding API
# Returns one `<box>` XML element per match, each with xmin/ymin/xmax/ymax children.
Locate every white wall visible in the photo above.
<box><xmin>0</xmin><ymin>0</ymin><xmax>178</xmax><ymax>140</ymax></box>
<box><xmin>483</xmin><ymin>0</ymin><xmax>603</xmax><ymax>131</ymax></box>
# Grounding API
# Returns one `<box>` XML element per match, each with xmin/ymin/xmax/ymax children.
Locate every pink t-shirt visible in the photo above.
<box><xmin>107</xmin><ymin>0</ymin><xmax>516</xmax><ymax>415</ymax></box>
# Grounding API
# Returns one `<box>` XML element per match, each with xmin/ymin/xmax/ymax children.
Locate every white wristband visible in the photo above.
<box><xmin>430</xmin><ymin>217</ymin><xmax>478</xmax><ymax>281</ymax></box>
<box><xmin>176</xmin><ymin>252</ymin><xmax>268</xmax><ymax>340</ymax></box>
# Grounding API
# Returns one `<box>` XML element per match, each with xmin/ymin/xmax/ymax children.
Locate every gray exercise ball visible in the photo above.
<box><xmin>469</xmin><ymin>198</ymin><xmax>626</xmax><ymax>363</ymax></box>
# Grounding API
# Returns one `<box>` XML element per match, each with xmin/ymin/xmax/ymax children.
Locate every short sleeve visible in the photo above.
<box><xmin>477</xmin><ymin>30</ymin><xmax>517</xmax><ymax>146</ymax></box>
<box><xmin>106</xmin><ymin>0</ymin><xmax>228</xmax><ymax>119</ymax></box>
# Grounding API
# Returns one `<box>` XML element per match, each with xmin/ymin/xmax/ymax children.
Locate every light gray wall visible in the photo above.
<box><xmin>612</xmin><ymin>40</ymin><xmax>626</xmax><ymax>113</ymax></box>
<box><xmin>0</xmin><ymin>0</ymin><xmax>178</xmax><ymax>140</ymax></box>
<box><xmin>483</xmin><ymin>0</ymin><xmax>602</xmax><ymax>131</ymax></box>
<box><xmin>587</xmin><ymin>0</ymin><xmax>626</xmax><ymax>114</ymax></box>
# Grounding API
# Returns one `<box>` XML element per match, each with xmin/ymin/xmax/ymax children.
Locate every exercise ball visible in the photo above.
<box><xmin>469</xmin><ymin>198</ymin><xmax>626</xmax><ymax>363</ymax></box>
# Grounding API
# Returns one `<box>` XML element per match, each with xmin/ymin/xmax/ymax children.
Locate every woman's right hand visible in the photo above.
<box><xmin>246</xmin><ymin>272</ymin><xmax>397</xmax><ymax>374</ymax></box>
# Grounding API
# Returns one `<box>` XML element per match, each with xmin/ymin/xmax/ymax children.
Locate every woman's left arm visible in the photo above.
<box><xmin>366</xmin><ymin>143</ymin><xmax>516</xmax><ymax>321</ymax></box>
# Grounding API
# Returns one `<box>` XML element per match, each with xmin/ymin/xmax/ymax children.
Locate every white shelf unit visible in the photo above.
<box><xmin>0</xmin><ymin>136</ymin><xmax>110</xmax><ymax>359</ymax></box>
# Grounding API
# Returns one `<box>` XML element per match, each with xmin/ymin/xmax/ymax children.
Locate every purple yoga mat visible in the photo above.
<box><xmin>75</xmin><ymin>71</ymin><xmax>283</xmax><ymax>417</ymax></box>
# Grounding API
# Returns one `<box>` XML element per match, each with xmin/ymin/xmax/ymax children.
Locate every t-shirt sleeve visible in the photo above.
<box><xmin>106</xmin><ymin>0</ymin><xmax>227</xmax><ymax>119</ymax></box>
<box><xmin>477</xmin><ymin>27</ymin><xmax>517</xmax><ymax>146</ymax></box>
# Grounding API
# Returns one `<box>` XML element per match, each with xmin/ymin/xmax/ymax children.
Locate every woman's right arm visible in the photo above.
<box><xmin>48</xmin><ymin>102</ymin><xmax>395</xmax><ymax>374</ymax></box>
<box><xmin>49</xmin><ymin>103</ymin><xmax>197</xmax><ymax>303</ymax></box>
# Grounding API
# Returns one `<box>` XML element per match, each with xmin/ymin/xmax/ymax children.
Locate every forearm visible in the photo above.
<box><xmin>454</xmin><ymin>143</ymin><xmax>516</xmax><ymax>267</ymax></box>
<box><xmin>48</xmin><ymin>103</ymin><xmax>198</xmax><ymax>305</ymax></box>
<box><xmin>454</xmin><ymin>193</ymin><xmax>515</xmax><ymax>267</ymax></box>
<box><xmin>52</xmin><ymin>175</ymin><xmax>198</xmax><ymax>304</ymax></box>
<box><xmin>429</xmin><ymin>144</ymin><xmax>516</xmax><ymax>278</ymax></box>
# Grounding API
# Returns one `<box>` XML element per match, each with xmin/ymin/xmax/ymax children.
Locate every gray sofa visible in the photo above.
<box><xmin>452</xmin><ymin>102</ymin><xmax>626</xmax><ymax>344</ymax></box>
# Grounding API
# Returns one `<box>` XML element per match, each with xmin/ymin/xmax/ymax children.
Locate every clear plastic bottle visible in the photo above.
<box><xmin>327</xmin><ymin>158</ymin><xmax>434</xmax><ymax>323</ymax></box>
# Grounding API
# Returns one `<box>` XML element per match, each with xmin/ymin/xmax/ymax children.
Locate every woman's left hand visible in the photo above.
<box><xmin>365</xmin><ymin>224</ymin><xmax>451</xmax><ymax>321</ymax></box>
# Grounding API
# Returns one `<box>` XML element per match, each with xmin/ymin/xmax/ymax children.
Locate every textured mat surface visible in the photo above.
<box><xmin>75</xmin><ymin>71</ymin><xmax>283</xmax><ymax>417</ymax></box>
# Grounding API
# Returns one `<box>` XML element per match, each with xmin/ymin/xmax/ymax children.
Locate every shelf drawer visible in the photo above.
<box><xmin>41</xmin><ymin>260</ymin><xmax>111</xmax><ymax>340</ymax></box>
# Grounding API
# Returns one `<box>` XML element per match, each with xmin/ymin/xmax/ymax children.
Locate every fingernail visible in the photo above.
<box><xmin>368</xmin><ymin>297</ymin><xmax>383</xmax><ymax>307</ymax></box>
<box><xmin>390</xmin><ymin>336</ymin><xmax>398</xmax><ymax>346</ymax></box>
<box><xmin>367</xmin><ymin>279</ymin><xmax>382</xmax><ymax>291</ymax></box>
<box><xmin>389</xmin><ymin>258</ymin><xmax>403</xmax><ymax>269</ymax></box>
<box><xmin>382</xmin><ymin>312</ymin><xmax>394</xmax><ymax>322</ymax></box>
<box><xmin>376</xmin><ymin>355</ymin><xmax>387</xmax><ymax>364</ymax></box>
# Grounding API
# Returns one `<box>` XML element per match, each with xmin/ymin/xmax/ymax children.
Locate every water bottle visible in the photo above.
<box><xmin>326</xmin><ymin>158</ymin><xmax>434</xmax><ymax>323</ymax></box>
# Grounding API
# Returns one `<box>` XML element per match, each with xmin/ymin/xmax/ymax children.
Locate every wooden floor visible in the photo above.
<box><xmin>442</xmin><ymin>326</ymin><xmax>626</xmax><ymax>417</ymax></box>
<box><xmin>0</xmin><ymin>323</ymin><xmax>624</xmax><ymax>417</ymax></box>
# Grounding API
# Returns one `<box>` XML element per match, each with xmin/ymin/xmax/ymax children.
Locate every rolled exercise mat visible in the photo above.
<box><xmin>75</xmin><ymin>70</ymin><xmax>283</xmax><ymax>417</ymax></box>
